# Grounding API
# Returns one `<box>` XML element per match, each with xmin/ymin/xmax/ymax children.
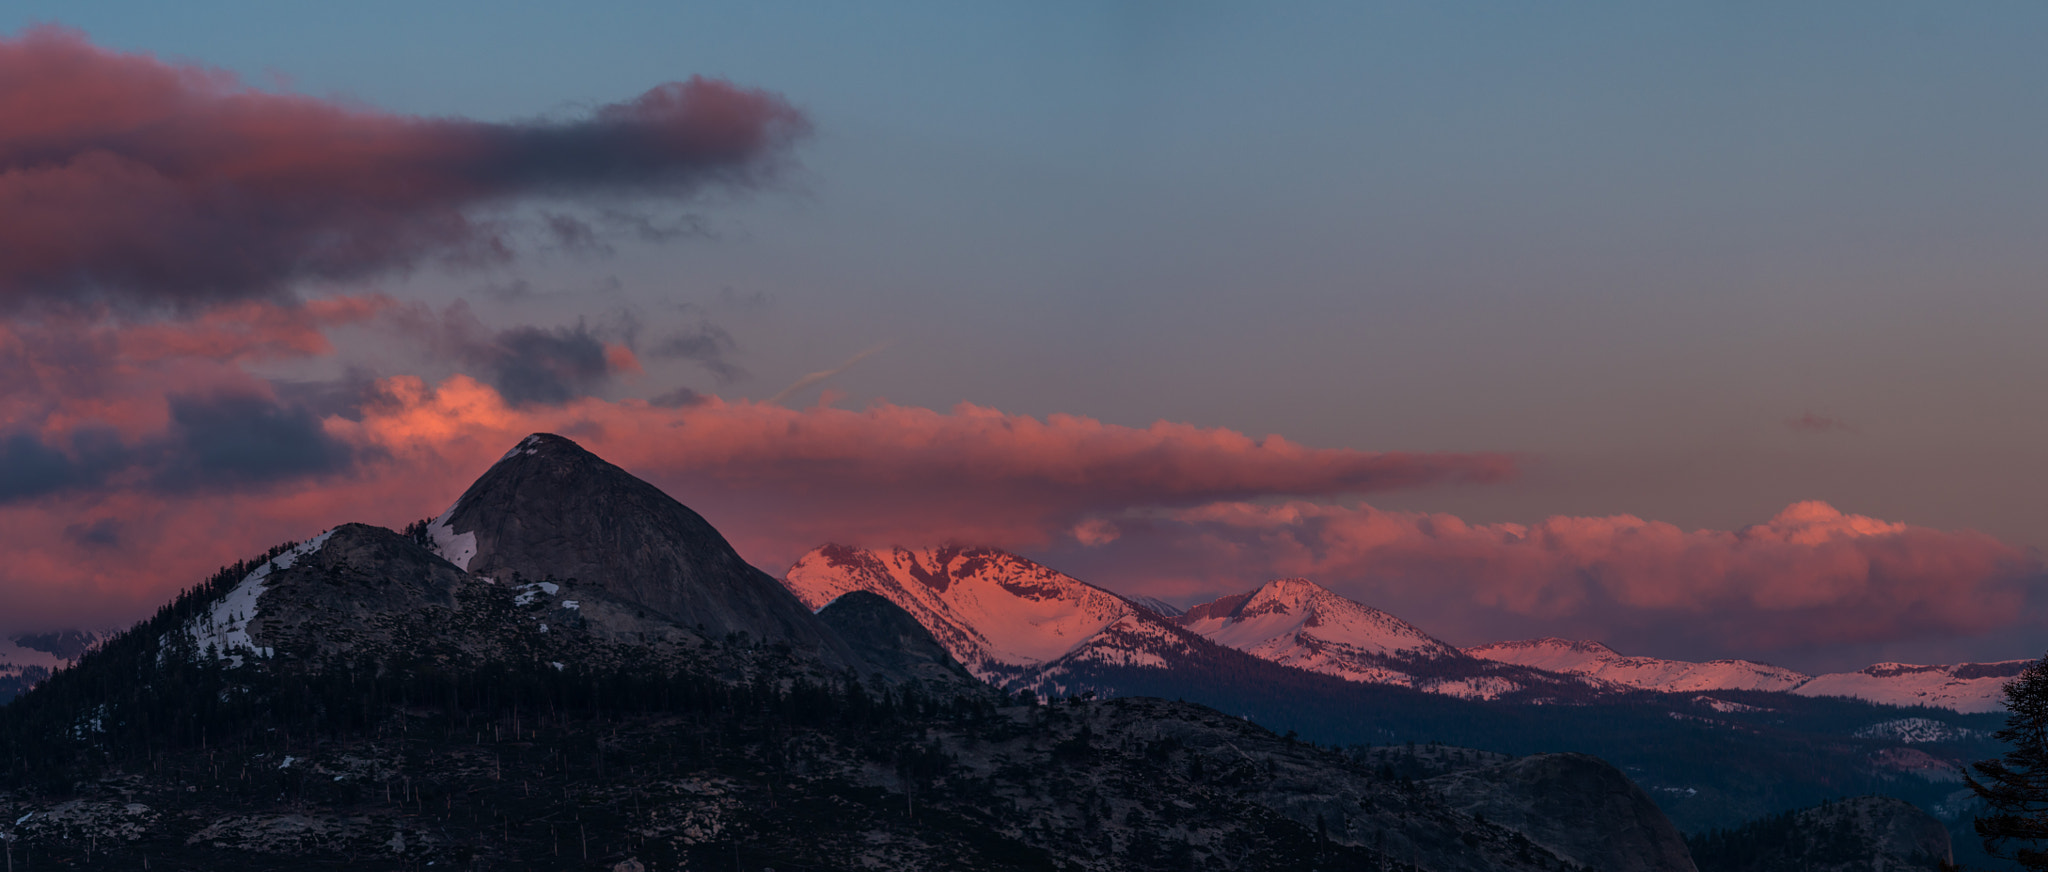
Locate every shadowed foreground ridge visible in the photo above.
<box><xmin>1687</xmin><ymin>795</ymin><xmax>1952</xmax><ymax>872</ymax></box>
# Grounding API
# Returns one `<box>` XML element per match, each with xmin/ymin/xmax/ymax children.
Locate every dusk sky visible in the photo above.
<box><xmin>4</xmin><ymin>3</ymin><xmax>2048</xmax><ymax>672</ymax></box>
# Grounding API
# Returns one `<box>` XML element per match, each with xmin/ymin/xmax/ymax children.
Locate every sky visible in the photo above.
<box><xmin>2</xmin><ymin>3</ymin><xmax>2047</xmax><ymax>672</ymax></box>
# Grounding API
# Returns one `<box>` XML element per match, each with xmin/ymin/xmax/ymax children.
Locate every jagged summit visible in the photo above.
<box><xmin>1178</xmin><ymin>577</ymin><xmax>1462</xmax><ymax>664</ymax></box>
<box><xmin>782</xmin><ymin>544</ymin><xmax>1144</xmax><ymax>683</ymax></box>
<box><xmin>428</xmin><ymin>433</ymin><xmax>856</xmax><ymax>666</ymax></box>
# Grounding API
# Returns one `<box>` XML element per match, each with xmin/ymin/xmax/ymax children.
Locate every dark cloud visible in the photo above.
<box><xmin>492</xmin><ymin>325</ymin><xmax>615</xmax><ymax>406</ymax></box>
<box><xmin>385</xmin><ymin>301</ymin><xmax>638</xmax><ymax>406</ymax></box>
<box><xmin>151</xmin><ymin>393</ymin><xmax>359</xmax><ymax>489</ymax></box>
<box><xmin>543</xmin><ymin>213</ymin><xmax>613</xmax><ymax>257</ymax></box>
<box><xmin>648</xmin><ymin>386</ymin><xmax>707</xmax><ymax>408</ymax></box>
<box><xmin>269</xmin><ymin>367</ymin><xmax>386</xmax><ymax>421</ymax></box>
<box><xmin>0</xmin><ymin>27</ymin><xmax>807</xmax><ymax>311</ymax></box>
<box><xmin>0</xmin><ymin>393</ymin><xmax>356</xmax><ymax>502</ymax></box>
<box><xmin>649</xmin><ymin>321</ymin><xmax>746</xmax><ymax>383</ymax></box>
<box><xmin>63</xmin><ymin>518</ymin><xmax>122</xmax><ymax>549</ymax></box>
<box><xmin>0</xmin><ymin>431</ymin><xmax>104</xmax><ymax>501</ymax></box>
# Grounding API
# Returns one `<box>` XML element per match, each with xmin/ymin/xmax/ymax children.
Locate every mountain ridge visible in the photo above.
<box><xmin>427</xmin><ymin>432</ymin><xmax>862</xmax><ymax>670</ymax></box>
<box><xmin>0</xmin><ymin>433</ymin><xmax>1697</xmax><ymax>871</ymax></box>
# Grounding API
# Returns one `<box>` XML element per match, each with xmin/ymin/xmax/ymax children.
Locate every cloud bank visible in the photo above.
<box><xmin>1040</xmin><ymin>499</ymin><xmax>2044</xmax><ymax>667</ymax></box>
<box><xmin>0</xmin><ymin>368</ymin><xmax>1511</xmax><ymax>633</ymax></box>
<box><xmin>0</xmin><ymin>26</ymin><xmax>807</xmax><ymax>310</ymax></box>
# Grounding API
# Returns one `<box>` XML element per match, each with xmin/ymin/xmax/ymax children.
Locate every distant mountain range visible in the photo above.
<box><xmin>0</xmin><ymin>630</ymin><xmax>109</xmax><ymax>702</ymax></box>
<box><xmin>784</xmin><ymin>553</ymin><xmax>2027</xmax><ymax>714</ymax></box>
<box><xmin>1466</xmin><ymin>637</ymin><xmax>2027</xmax><ymax>714</ymax></box>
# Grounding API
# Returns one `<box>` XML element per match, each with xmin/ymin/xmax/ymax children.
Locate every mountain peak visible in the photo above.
<box><xmin>497</xmin><ymin>432</ymin><xmax>593</xmax><ymax>463</ymax></box>
<box><xmin>1177</xmin><ymin>579</ymin><xmax>1464</xmax><ymax>676</ymax></box>
<box><xmin>783</xmin><ymin>543</ymin><xmax>1142</xmax><ymax>682</ymax></box>
<box><xmin>1247</xmin><ymin>576</ymin><xmax>1328</xmax><ymax>605</ymax></box>
<box><xmin>429</xmin><ymin>434</ymin><xmax>856</xmax><ymax>666</ymax></box>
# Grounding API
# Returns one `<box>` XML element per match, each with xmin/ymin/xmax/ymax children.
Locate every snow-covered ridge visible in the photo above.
<box><xmin>782</xmin><ymin>544</ymin><xmax>1160</xmax><ymax>684</ymax></box>
<box><xmin>1156</xmin><ymin>582</ymin><xmax>1537</xmax><ymax>701</ymax></box>
<box><xmin>789</xmin><ymin>541</ymin><xmax>2031</xmax><ymax>714</ymax></box>
<box><xmin>1178</xmin><ymin>578</ymin><xmax>1460</xmax><ymax>663</ymax></box>
<box><xmin>1791</xmin><ymin>660</ymin><xmax>2029</xmax><ymax>714</ymax></box>
<box><xmin>1171</xmin><ymin>578</ymin><xmax>1541</xmax><ymax>700</ymax></box>
<box><xmin>177</xmin><ymin>529</ymin><xmax>336</xmax><ymax>668</ymax></box>
<box><xmin>1464</xmin><ymin>638</ymin><xmax>1809</xmax><ymax>694</ymax></box>
<box><xmin>1466</xmin><ymin>637</ymin><xmax>2026</xmax><ymax>713</ymax></box>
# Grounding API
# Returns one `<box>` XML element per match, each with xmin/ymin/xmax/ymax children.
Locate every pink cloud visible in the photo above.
<box><xmin>0</xmin><ymin>357</ymin><xmax>2031</xmax><ymax>671</ymax></box>
<box><xmin>0</xmin><ymin>26</ymin><xmax>806</xmax><ymax>310</ymax></box>
<box><xmin>1042</xmin><ymin>499</ymin><xmax>2042</xmax><ymax>662</ymax></box>
<box><xmin>0</xmin><ymin>375</ymin><xmax>1514</xmax><ymax>634</ymax></box>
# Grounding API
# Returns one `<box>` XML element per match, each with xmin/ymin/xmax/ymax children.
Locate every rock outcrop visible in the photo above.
<box><xmin>816</xmin><ymin>590</ymin><xmax>984</xmax><ymax>694</ymax></box>
<box><xmin>431</xmin><ymin>433</ymin><xmax>857</xmax><ymax>668</ymax></box>
<box><xmin>1428</xmin><ymin>752</ymin><xmax>1698</xmax><ymax>872</ymax></box>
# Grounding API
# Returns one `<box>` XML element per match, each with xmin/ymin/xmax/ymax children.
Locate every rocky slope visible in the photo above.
<box><xmin>1428</xmin><ymin>752</ymin><xmax>1699</xmax><ymax>872</ymax></box>
<box><xmin>430</xmin><ymin>433</ymin><xmax>859</xmax><ymax>669</ymax></box>
<box><xmin>816</xmin><ymin>590</ymin><xmax>983</xmax><ymax>696</ymax></box>
<box><xmin>784</xmin><ymin>544</ymin><xmax>1146</xmax><ymax>685</ymax></box>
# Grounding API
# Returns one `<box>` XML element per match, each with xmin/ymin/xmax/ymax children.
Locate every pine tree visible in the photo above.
<box><xmin>1970</xmin><ymin>655</ymin><xmax>2048</xmax><ymax>868</ymax></box>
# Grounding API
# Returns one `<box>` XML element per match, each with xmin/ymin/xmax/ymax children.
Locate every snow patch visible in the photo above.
<box><xmin>513</xmin><ymin>581</ymin><xmax>560</xmax><ymax>607</ymax></box>
<box><xmin>425</xmin><ymin>501</ymin><xmax>478</xmax><ymax>571</ymax></box>
<box><xmin>1465</xmin><ymin>637</ymin><xmax>1810</xmax><ymax>694</ymax></box>
<box><xmin>560</xmin><ymin>600</ymin><xmax>580</xmax><ymax>611</ymax></box>
<box><xmin>177</xmin><ymin>529</ymin><xmax>336</xmax><ymax>667</ymax></box>
<box><xmin>1855</xmin><ymin>717</ymin><xmax>1980</xmax><ymax>744</ymax></box>
<box><xmin>1693</xmin><ymin>695</ymin><xmax>1772</xmax><ymax>714</ymax></box>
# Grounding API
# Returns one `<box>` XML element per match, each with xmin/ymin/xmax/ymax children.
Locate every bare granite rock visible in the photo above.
<box><xmin>434</xmin><ymin>433</ymin><xmax>859</xmax><ymax>669</ymax></box>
